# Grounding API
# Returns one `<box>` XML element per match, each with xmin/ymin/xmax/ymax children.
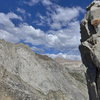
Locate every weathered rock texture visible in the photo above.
<box><xmin>79</xmin><ymin>1</ymin><xmax>100</xmax><ymax>100</ymax></box>
<box><xmin>0</xmin><ymin>39</ymin><xmax>89</xmax><ymax>100</ymax></box>
<box><xmin>55</xmin><ymin>58</ymin><xmax>87</xmax><ymax>85</ymax></box>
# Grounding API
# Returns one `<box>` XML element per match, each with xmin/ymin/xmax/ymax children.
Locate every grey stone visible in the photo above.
<box><xmin>0</xmin><ymin>39</ymin><xmax>89</xmax><ymax>100</ymax></box>
<box><xmin>80</xmin><ymin>1</ymin><xmax>100</xmax><ymax>100</ymax></box>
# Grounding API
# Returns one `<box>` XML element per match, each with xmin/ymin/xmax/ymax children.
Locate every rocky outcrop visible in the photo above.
<box><xmin>79</xmin><ymin>1</ymin><xmax>100</xmax><ymax>100</ymax></box>
<box><xmin>55</xmin><ymin>58</ymin><xmax>87</xmax><ymax>84</ymax></box>
<box><xmin>0</xmin><ymin>39</ymin><xmax>89</xmax><ymax>100</ymax></box>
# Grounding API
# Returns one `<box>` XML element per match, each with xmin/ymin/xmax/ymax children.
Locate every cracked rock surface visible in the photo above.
<box><xmin>79</xmin><ymin>1</ymin><xmax>100</xmax><ymax>100</ymax></box>
<box><xmin>0</xmin><ymin>39</ymin><xmax>89</xmax><ymax>100</ymax></box>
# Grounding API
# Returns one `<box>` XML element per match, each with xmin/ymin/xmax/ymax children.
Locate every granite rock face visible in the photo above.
<box><xmin>79</xmin><ymin>1</ymin><xmax>100</xmax><ymax>100</ymax></box>
<box><xmin>0</xmin><ymin>39</ymin><xmax>89</xmax><ymax>100</ymax></box>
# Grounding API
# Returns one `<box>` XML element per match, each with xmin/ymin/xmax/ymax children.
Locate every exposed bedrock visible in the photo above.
<box><xmin>0</xmin><ymin>38</ymin><xmax>89</xmax><ymax>100</ymax></box>
<box><xmin>79</xmin><ymin>1</ymin><xmax>100</xmax><ymax>100</ymax></box>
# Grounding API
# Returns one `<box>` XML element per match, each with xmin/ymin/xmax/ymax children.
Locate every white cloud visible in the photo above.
<box><xmin>41</xmin><ymin>0</ymin><xmax>52</xmax><ymax>6</ymax></box>
<box><xmin>0</xmin><ymin>30</ymin><xmax>19</xmax><ymax>42</ymax></box>
<box><xmin>24</xmin><ymin>0</ymin><xmax>39</xmax><ymax>6</ymax></box>
<box><xmin>46</xmin><ymin>53</ymin><xmax>81</xmax><ymax>60</ymax></box>
<box><xmin>0</xmin><ymin>12</ymin><xmax>22</xmax><ymax>31</ymax></box>
<box><xmin>6</xmin><ymin>12</ymin><xmax>22</xmax><ymax>20</ymax></box>
<box><xmin>0</xmin><ymin>12</ymin><xmax>45</xmax><ymax>44</ymax></box>
<box><xmin>36</xmin><ymin>6</ymin><xmax>85</xmax><ymax>29</ymax></box>
<box><xmin>31</xmin><ymin>46</ymin><xmax>45</xmax><ymax>53</ymax></box>
<box><xmin>25</xmin><ymin>0</ymin><xmax>52</xmax><ymax>6</ymax></box>
<box><xmin>17</xmin><ymin>8</ymin><xmax>26</xmax><ymax>14</ymax></box>
<box><xmin>52</xmin><ymin>7</ymin><xmax>80</xmax><ymax>22</ymax></box>
<box><xmin>0</xmin><ymin>12</ymin><xmax>80</xmax><ymax>49</ymax></box>
<box><xmin>0</xmin><ymin>0</ymin><xmax>85</xmax><ymax>60</ymax></box>
<box><xmin>46</xmin><ymin>21</ymin><xmax>81</xmax><ymax>50</ymax></box>
<box><xmin>0</xmin><ymin>11</ymin><xmax>81</xmax><ymax>60</ymax></box>
<box><xmin>17</xmin><ymin>8</ymin><xmax>31</xmax><ymax>18</ymax></box>
<box><xmin>33</xmin><ymin>4</ymin><xmax>84</xmax><ymax>57</ymax></box>
<box><xmin>50</xmin><ymin>6</ymin><xmax>84</xmax><ymax>29</ymax></box>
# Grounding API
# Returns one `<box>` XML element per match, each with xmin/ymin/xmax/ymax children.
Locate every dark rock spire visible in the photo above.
<box><xmin>79</xmin><ymin>1</ymin><xmax>100</xmax><ymax>100</ymax></box>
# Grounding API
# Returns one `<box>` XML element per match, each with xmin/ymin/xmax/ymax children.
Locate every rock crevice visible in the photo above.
<box><xmin>79</xmin><ymin>1</ymin><xmax>100</xmax><ymax>100</ymax></box>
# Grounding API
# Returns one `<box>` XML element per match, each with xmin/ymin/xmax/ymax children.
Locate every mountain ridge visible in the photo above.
<box><xmin>0</xmin><ymin>39</ymin><xmax>89</xmax><ymax>100</ymax></box>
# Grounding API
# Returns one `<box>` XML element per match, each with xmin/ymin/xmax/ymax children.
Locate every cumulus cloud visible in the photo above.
<box><xmin>17</xmin><ymin>8</ymin><xmax>26</xmax><ymax>14</ymax></box>
<box><xmin>6</xmin><ymin>12</ymin><xmax>22</xmax><ymax>20</ymax></box>
<box><xmin>51</xmin><ymin>7</ymin><xmax>84</xmax><ymax>22</ymax></box>
<box><xmin>46</xmin><ymin>21</ymin><xmax>81</xmax><ymax>50</ymax></box>
<box><xmin>0</xmin><ymin>3</ymin><xmax>83</xmax><ymax>60</ymax></box>
<box><xmin>25</xmin><ymin>0</ymin><xmax>52</xmax><ymax>6</ymax></box>
<box><xmin>0</xmin><ymin>12</ymin><xmax>45</xmax><ymax>43</ymax></box>
<box><xmin>36</xmin><ymin>6</ymin><xmax>85</xmax><ymax>30</ymax></box>
<box><xmin>46</xmin><ymin>53</ymin><xmax>81</xmax><ymax>60</ymax></box>
<box><xmin>31</xmin><ymin>1</ymin><xmax>84</xmax><ymax>60</ymax></box>
<box><xmin>31</xmin><ymin>46</ymin><xmax>45</xmax><ymax>53</ymax></box>
<box><xmin>42</xmin><ymin>0</ymin><xmax>52</xmax><ymax>5</ymax></box>
<box><xmin>0</xmin><ymin>11</ymin><xmax>81</xmax><ymax>47</ymax></box>
<box><xmin>0</xmin><ymin>12</ymin><xmax>22</xmax><ymax>28</ymax></box>
<box><xmin>50</xmin><ymin>6</ymin><xmax>85</xmax><ymax>29</ymax></box>
<box><xmin>24</xmin><ymin>0</ymin><xmax>40</xmax><ymax>6</ymax></box>
<box><xmin>17</xmin><ymin>8</ymin><xmax>31</xmax><ymax>17</ymax></box>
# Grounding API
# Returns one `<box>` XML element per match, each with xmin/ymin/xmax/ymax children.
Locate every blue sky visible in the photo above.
<box><xmin>0</xmin><ymin>0</ymin><xmax>93</xmax><ymax>60</ymax></box>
